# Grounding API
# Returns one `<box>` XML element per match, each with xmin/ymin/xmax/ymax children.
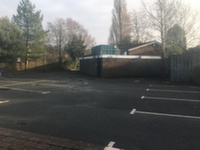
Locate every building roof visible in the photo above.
<box><xmin>91</xmin><ymin>45</ymin><xmax>115</xmax><ymax>50</ymax></box>
<box><xmin>128</xmin><ymin>41</ymin><xmax>161</xmax><ymax>52</ymax></box>
<box><xmin>79</xmin><ymin>55</ymin><xmax>162</xmax><ymax>60</ymax></box>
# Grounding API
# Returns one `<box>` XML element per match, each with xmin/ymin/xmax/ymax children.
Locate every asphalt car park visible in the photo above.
<box><xmin>0</xmin><ymin>71</ymin><xmax>200</xmax><ymax>150</ymax></box>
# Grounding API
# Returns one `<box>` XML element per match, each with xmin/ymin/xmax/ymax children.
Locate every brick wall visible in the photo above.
<box><xmin>80</xmin><ymin>56</ymin><xmax>162</xmax><ymax>78</ymax></box>
<box><xmin>80</xmin><ymin>58</ymin><xmax>101</xmax><ymax>76</ymax></box>
<box><xmin>101</xmin><ymin>58</ymin><xmax>162</xmax><ymax>77</ymax></box>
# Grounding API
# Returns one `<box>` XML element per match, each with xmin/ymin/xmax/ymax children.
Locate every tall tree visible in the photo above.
<box><xmin>65</xmin><ymin>34</ymin><xmax>86</xmax><ymax>61</ymax></box>
<box><xmin>0</xmin><ymin>17</ymin><xmax>25</xmax><ymax>62</ymax></box>
<box><xmin>47</xmin><ymin>18</ymin><xmax>68</xmax><ymax>65</ymax></box>
<box><xmin>47</xmin><ymin>18</ymin><xmax>96</xmax><ymax>64</ymax></box>
<box><xmin>12</xmin><ymin>0</ymin><xmax>46</xmax><ymax>69</ymax></box>
<box><xmin>142</xmin><ymin>0</ymin><xmax>200</xmax><ymax>56</ymax></box>
<box><xmin>109</xmin><ymin>0</ymin><xmax>131</xmax><ymax>50</ymax></box>
<box><xmin>66</xmin><ymin>18</ymin><xmax>96</xmax><ymax>50</ymax></box>
<box><xmin>175</xmin><ymin>2</ymin><xmax>200</xmax><ymax>47</ymax></box>
<box><xmin>141</xmin><ymin>0</ymin><xmax>177</xmax><ymax>58</ymax></box>
<box><xmin>166</xmin><ymin>24</ymin><xmax>187</xmax><ymax>55</ymax></box>
<box><xmin>141</xmin><ymin>0</ymin><xmax>179</xmax><ymax>79</ymax></box>
<box><xmin>131</xmin><ymin>10</ymin><xmax>152</xmax><ymax>43</ymax></box>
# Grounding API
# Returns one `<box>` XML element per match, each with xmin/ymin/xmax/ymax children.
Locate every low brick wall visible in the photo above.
<box><xmin>80</xmin><ymin>55</ymin><xmax>162</xmax><ymax>77</ymax></box>
<box><xmin>101</xmin><ymin>58</ymin><xmax>162</xmax><ymax>77</ymax></box>
<box><xmin>80</xmin><ymin>58</ymin><xmax>100</xmax><ymax>76</ymax></box>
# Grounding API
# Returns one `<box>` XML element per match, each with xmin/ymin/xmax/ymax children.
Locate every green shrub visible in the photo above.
<box><xmin>62</xmin><ymin>59</ymin><xmax>80</xmax><ymax>71</ymax></box>
<box><xmin>192</xmin><ymin>63</ymin><xmax>200</xmax><ymax>84</ymax></box>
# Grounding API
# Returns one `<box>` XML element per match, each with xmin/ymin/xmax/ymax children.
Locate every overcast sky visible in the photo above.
<box><xmin>0</xmin><ymin>0</ymin><xmax>199</xmax><ymax>45</ymax></box>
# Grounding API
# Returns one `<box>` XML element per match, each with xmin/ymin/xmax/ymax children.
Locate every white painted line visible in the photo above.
<box><xmin>41</xmin><ymin>83</ymin><xmax>64</xmax><ymax>87</ymax></box>
<box><xmin>41</xmin><ymin>91</ymin><xmax>51</xmax><ymax>95</ymax></box>
<box><xmin>108</xmin><ymin>141</ymin><xmax>115</xmax><ymax>147</ymax></box>
<box><xmin>104</xmin><ymin>147</ymin><xmax>120</xmax><ymax>150</ymax></box>
<box><xmin>0</xmin><ymin>100</ymin><xmax>9</xmax><ymax>104</ymax></box>
<box><xmin>130</xmin><ymin>109</ymin><xmax>137</xmax><ymax>115</ymax></box>
<box><xmin>1</xmin><ymin>80</ymin><xmax>47</xmax><ymax>87</ymax></box>
<box><xmin>131</xmin><ymin>109</ymin><xmax>200</xmax><ymax>120</ymax></box>
<box><xmin>134</xmin><ymin>80</ymin><xmax>140</xmax><ymax>83</ymax></box>
<box><xmin>104</xmin><ymin>141</ymin><xmax>122</xmax><ymax>150</ymax></box>
<box><xmin>41</xmin><ymin>83</ymin><xmax>74</xmax><ymax>88</ymax></box>
<box><xmin>0</xmin><ymin>86</ymin><xmax>50</xmax><ymax>95</ymax></box>
<box><xmin>150</xmin><ymin>84</ymin><xmax>200</xmax><ymax>89</ymax></box>
<box><xmin>141</xmin><ymin>96</ymin><xmax>200</xmax><ymax>103</ymax></box>
<box><xmin>146</xmin><ymin>88</ymin><xmax>200</xmax><ymax>94</ymax></box>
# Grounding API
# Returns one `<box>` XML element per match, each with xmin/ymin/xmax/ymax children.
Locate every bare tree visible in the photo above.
<box><xmin>141</xmin><ymin>0</ymin><xmax>177</xmax><ymax>58</ymax></box>
<box><xmin>47</xmin><ymin>18</ymin><xmax>96</xmax><ymax>64</ymax></box>
<box><xmin>131</xmin><ymin>10</ymin><xmax>152</xmax><ymax>43</ymax></box>
<box><xmin>141</xmin><ymin>0</ymin><xmax>200</xmax><ymax>55</ymax></box>
<box><xmin>141</xmin><ymin>0</ymin><xmax>179</xmax><ymax>79</ymax></box>
<box><xmin>47</xmin><ymin>18</ymin><xmax>68</xmax><ymax>65</ymax></box>
<box><xmin>175</xmin><ymin>2</ymin><xmax>200</xmax><ymax>47</ymax></box>
<box><xmin>66</xmin><ymin>18</ymin><xmax>96</xmax><ymax>50</ymax></box>
<box><xmin>109</xmin><ymin>0</ymin><xmax>131</xmax><ymax>49</ymax></box>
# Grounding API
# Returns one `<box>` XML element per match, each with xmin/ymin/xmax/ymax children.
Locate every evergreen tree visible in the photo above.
<box><xmin>0</xmin><ymin>17</ymin><xmax>25</xmax><ymax>62</ymax></box>
<box><xmin>166</xmin><ymin>24</ymin><xmax>187</xmax><ymax>55</ymax></box>
<box><xmin>12</xmin><ymin>0</ymin><xmax>46</xmax><ymax>69</ymax></box>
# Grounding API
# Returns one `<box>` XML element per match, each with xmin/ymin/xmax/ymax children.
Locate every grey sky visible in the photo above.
<box><xmin>0</xmin><ymin>0</ymin><xmax>199</xmax><ymax>45</ymax></box>
<box><xmin>0</xmin><ymin>0</ymin><xmax>141</xmax><ymax>44</ymax></box>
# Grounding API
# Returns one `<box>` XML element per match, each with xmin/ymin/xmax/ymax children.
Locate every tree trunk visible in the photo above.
<box><xmin>59</xmin><ymin>29</ymin><xmax>62</xmax><ymax>66</ymax></box>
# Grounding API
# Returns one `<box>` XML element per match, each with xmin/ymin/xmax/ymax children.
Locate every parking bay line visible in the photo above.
<box><xmin>41</xmin><ymin>83</ymin><xmax>74</xmax><ymax>88</ymax></box>
<box><xmin>130</xmin><ymin>109</ymin><xmax>200</xmax><ymax>120</ymax></box>
<box><xmin>0</xmin><ymin>86</ymin><xmax>50</xmax><ymax>95</ymax></box>
<box><xmin>141</xmin><ymin>96</ymin><xmax>200</xmax><ymax>103</ymax></box>
<box><xmin>1</xmin><ymin>80</ymin><xmax>47</xmax><ymax>87</ymax></box>
<box><xmin>147</xmin><ymin>88</ymin><xmax>200</xmax><ymax>94</ymax></box>
<box><xmin>104</xmin><ymin>141</ymin><xmax>124</xmax><ymax>150</ymax></box>
<box><xmin>0</xmin><ymin>100</ymin><xmax>10</xmax><ymax>104</ymax></box>
<box><xmin>150</xmin><ymin>84</ymin><xmax>200</xmax><ymax>89</ymax></box>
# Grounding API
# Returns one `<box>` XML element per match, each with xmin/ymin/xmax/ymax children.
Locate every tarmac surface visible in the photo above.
<box><xmin>0</xmin><ymin>71</ymin><xmax>200</xmax><ymax>150</ymax></box>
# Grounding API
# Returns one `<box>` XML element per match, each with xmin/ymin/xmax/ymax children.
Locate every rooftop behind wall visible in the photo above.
<box><xmin>91</xmin><ymin>45</ymin><xmax>119</xmax><ymax>55</ymax></box>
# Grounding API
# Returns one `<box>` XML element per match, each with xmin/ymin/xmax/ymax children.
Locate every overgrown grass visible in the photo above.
<box><xmin>62</xmin><ymin>59</ymin><xmax>80</xmax><ymax>71</ymax></box>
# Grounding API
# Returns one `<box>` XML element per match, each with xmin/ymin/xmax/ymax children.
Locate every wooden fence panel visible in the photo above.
<box><xmin>170</xmin><ymin>54</ymin><xmax>200</xmax><ymax>82</ymax></box>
